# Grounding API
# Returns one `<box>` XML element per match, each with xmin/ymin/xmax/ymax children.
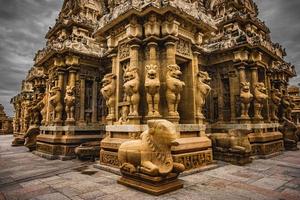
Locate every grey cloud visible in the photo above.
<box><xmin>0</xmin><ymin>0</ymin><xmax>299</xmax><ymax>116</ymax></box>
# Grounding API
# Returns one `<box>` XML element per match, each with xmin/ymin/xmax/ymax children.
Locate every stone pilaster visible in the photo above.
<box><xmin>78</xmin><ymin>76</ymin><xmax>86</xmax><ymax>125</ymax></box>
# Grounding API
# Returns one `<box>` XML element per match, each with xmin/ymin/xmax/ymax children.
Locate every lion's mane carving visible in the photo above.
<box><xmin>166</xmin><ymin>64</ymin><xmax>185</xmax><ymax>117</ymax></box>
<box><xmin>145</xmin><ymin>64</ymin><xmax>161</xmax><ymax>117</ymax></box>
<box><xmin>254</xmin><ymin>82</ymin><xmax>268</xmax><ymax>119</ymax></box>
<box><xmin>123</xmin><ymin>66</ymin><xmax>140</xmax><ymax>116</ymax></box>
<box><xmin>118</xmin><ymin>119</ymin><xmax>185</xmax><ymax>176</ymax></box>
<box><xmin>64</xmin><ymin>85</ymin><xmax>76</xmax><ymax>121</ymax></box>
<box><xmin>101</xmin><ymin>73</ymin><xmax>117</xmax><ymax>118</ymax></box>
<box><xmin>240</xmin><ymin>82</ymin><xmax>253</xmax><ymax>119</ymax></box>
<box><xmin>195</xmin><ymin>71</ymin><xmax>211</xmax><ymax>117</ymax></box>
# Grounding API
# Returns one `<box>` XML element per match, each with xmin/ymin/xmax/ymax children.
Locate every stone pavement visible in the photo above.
<box><xmin>0</xmin><ymin>135</ymin><xmax>300</xmax><ymax>200</ymax></box>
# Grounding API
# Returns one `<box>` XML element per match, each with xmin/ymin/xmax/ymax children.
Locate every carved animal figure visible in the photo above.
<box><xmin>281</xmin><ymin>95</ymin><xmax>293</xmax><ymax>120</ymax></box>
<box><xmin>240</xmin><ymin>82</ymin><xmax>253</xmax><ymax>119</ymax></box>
<box><xmin>253</xmin><ymin>82</ymin><xmax>268</xmax><ymax>119</ymax></box>
<box><xmin>49</xmin><ymin>87</ymin><xmax>63</xmax><ymax>122</ymax></box>
<box><xmin>64</xmin><ymin>85</ymin><xmax>76</xmax><ymax>121</ymax></box>
<box><xmin>123</xmin><ymin>66</ymin><xmax>140</xmax><ymax>116</ymax></box>
<box><xmin>210</xmin><ymin>130</ymin><xmax>252</xmax><ymax>154</ymax></box>
<box><xmin>195</xmin><ymin>71</ymin><xmax>211</xmax><ymax>117</ymax></box>
<box><xmin>166</xmin><ymin>65</ymin><xmax>185</xmax><ymax>116</ymax></box>
<box><xmin>101</xmin><ymin>73</ymin><xmax>117</xmax><ymax>118</ymax></box>
<box><xmin>118</xmin><ymin>119</ymin><xmax>185</xmax><ymax>176</ymax></box>
<box><xmin>270</xmin><ymin>89</ymin><xmax>282</xmax><ymax>121</ymax></box>
<box><xmin>279</xmin><ymin>117</ymin><xmax>299</xmax><ymax>150</ymax></box>
<box><xmin>145</xmin><ymin>64</ymin><xmax>160</xmax><ymax>116</ymax></box>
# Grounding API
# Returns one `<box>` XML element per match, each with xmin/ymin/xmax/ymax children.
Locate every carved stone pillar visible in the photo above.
<box><xmin>251</xmin><ymin>66</ymin><xmax>258</xmax><ymax>88</ymax></box>
<box><xmin>79</xmin><ymin>76</ymin><xmax>86</xmax><ymax>125</ymax></box>
<box><xmin>238</xmin><ymin>64</ymin><xmax>246</xmax><ymax>83</ymax></box>
<box><xmin>92</xmin><ymin>78</ymin><xmax>98</xmax><ymax>124</ymax></box>
<box><xmin>130</xmin><ymin>44</ymin><xmax>140</xmax><ymax>68</ymax></box>
<box><xmin>165</xmin><ymin>41</ymin><xmax>176</xmax><ymax>66</ymax></box>
<box><xmin>148</xmin><ymin>42</ymin><xmax>158</xmax><ymax>65</ymax></box>
<box><xmin>229</xmin><ymin>71</ymin><xmax>237</xmax><ymax>122</ymax></box>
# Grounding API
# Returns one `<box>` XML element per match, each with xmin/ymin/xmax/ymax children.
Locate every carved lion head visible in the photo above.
<box><xmin>167</xmin><ymin>64</ymin><xmax>182</xmax><ymax>79</ymax></box>
<box><xmin>254</xmin><ymin>82</ymin><xmax>267</xmax><ymax>94</ymax></box>
<box><xmin>197</xmin><ymin>71</ymin><xmax>211</xmax><ymax>84</ymax></box>
<box><xmin>66</xmin><ymin>85</ymin><xmax>75</xmax><ymax>96</ymax></box>
<box><xmin>123</xmin><ymin>66</ymin><xmax>138</xmax><ymax>82</ymax></box>
<box><xmin>102</xmin><ymin>73</ymin><xmax>116</xmax><ymax>87</ymax></box>
<box><xmin>240</xmin><ymin>82</ymin><xmax>251</xmax><ymax>92</ymax></box>
<box><xmin>146</xmin><ymin>64</ymin><xmax>158</xmax><ymax>79</ymax></box>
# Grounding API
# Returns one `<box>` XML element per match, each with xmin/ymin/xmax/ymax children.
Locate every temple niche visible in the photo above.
<box><xmin>0</xmin><ymin>104</ymin><xmax>13</xmax><ymax>135</ymax></box>
<box><xmin>10</xmin><ymin>0</ymin><xmax>299</xmax><ymax>168</ymax></box>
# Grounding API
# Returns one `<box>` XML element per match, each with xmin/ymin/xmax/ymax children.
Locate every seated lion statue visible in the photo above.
<box><xmin>118</xmin><ymin>119</ymin><xmax>185</xmax><ymax>176</ymax></box>
<box><xmin>210</xmin><ymin>130</ymin><xmax>252</xmax><ymax>154</ymax></box>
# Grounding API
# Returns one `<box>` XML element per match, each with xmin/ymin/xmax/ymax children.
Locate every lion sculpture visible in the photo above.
<box><xmin>270</xmin><ymin>89</ymin><xmax>282</xmax><ymax>121</ymax></box>
<box><xmin>195</xmin><ymin>71</ymin><xmax>211</xmax><ymax>118</ymax></box>
<box><xmin>49</xmin><ymin>86</ymin><xmax>63</xmax><ymax>122</ymax></box>
<box><xmin>101</xmin><ymin>73</ymin><xmax>117</xmax><ymax>119</ymax></box>
<box><xmin>253</xmin><ymin>82</ymin><xmax>268</xmax><ymax>119</ymax></box>
<box><xmin>240</xmin><ymin>82</ymin><xmax>253</xmax><ymax>119</ymax></box>
<box><xmin>123</xmin><ymin>66</ymin><xmax>140</xmax><ymax>116</ymax></box>
<box><xmin>118</xmin><ymin>119</ymin><xmax>185</xmax><ymax>176</ymax></box>
<box><xmin>166</xmin><ymin>65</ymin><xmax>185</xmax><ymax>117</ymax></box>
<box><xmin>64</xmin><ymin>85</ymin><xmax>76</xmax><ymax>122</ymax></box>
<box><xmin>145</xmin><ymin>64</ymin><xmax>161</xmax><ymax>117</ymax></box>
<box><xmin>210</xmin><ymin>130</ymin><xmax>252</xmax><ymax>154</ymax></box>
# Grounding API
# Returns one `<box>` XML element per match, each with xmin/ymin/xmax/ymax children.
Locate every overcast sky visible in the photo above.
<box><xmin>0</xmin><ymin>0</ymin><xmax>299</xmax><ymax>116</ymax></box>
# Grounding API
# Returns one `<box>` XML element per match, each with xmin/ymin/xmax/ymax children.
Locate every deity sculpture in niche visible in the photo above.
<box><xmin>239</xmin><ymin>82</ymin><xmax>253</xmax><ymax>119</ymax></box>
<box><xmin>101</xmin><ymin>73</ymin><xmax>117</xmax><ymax>119</ymax></box>
<box><xmin>123</xmin><ymin>66</ymin><xmax>140</xmax><ymax>116</ymax></box>
<box><xmin>253</xmin><ymin>82</ymin><xmax>268</xmax><ymax>120</ymax></box>
<box><xmin>270</xmin><ymin>89</ymin><xmax>282</xmax><ymax>121</ymax></box>
<box><xmin>195</xmin><ymin>71</ymin><xmax>211</xmax><ymax>118</ymax></box>
<box><xmin>145</xmin><ymin>64</ymin><xmax>161</xmax><ymax>117</ymax></box>
<box><xmin>49</xmin><ymin>86</ymin><xmax>63</xmax><ymax>123</ymax></box>
<box><xmin>166</xmin><ymin>64</ymin><xmax>185</xmax><ymax>117</ymax></box>
<box><xmin>64</xmin><ymin>85</ymin><xmax>76</xmax><ymax>122</ymax></box>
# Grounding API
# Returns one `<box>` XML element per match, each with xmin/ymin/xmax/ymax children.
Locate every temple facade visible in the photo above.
<box><xmin>11</xmin><ymin>0</ymin><xmax>298</xmax><ymax>167</ymax></box>
<box><xmin>0</xmin><ymin>104</ymin><xmax>13</xmax><ymax>135</ymax></box>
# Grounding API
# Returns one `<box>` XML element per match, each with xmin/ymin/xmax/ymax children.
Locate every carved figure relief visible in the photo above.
<box><xmin>123</xmin><ymin>66</ymin><xmax>140</xmax><ymax>116</ymax></box>
<box><xmin>270</xmin><ymin>89</ymin><xmax>282</xmax><ymax>121</ymax></box>
<box><xmin>118</xmin><ymin>119</ymin><xmax>185</xmax><ymax>176</ymax></box>
<box><xmin>145</xmin><ymin>64</ymin><xmax>161</xmax><ymax>117</ymax></box>
<box><xmin>253</xmin><ymin>82</ymin><xmax>268</xmax><ymax>119</ymax></box>
<box><xmin>101</xmin><ymin>73</ymin><xmax>117</xmax><ymax>119</ymax></box>
<box><xmin>64</xmin><ymin>85</ymin><xmax>76</xmax><ymax>122</ymax></box>
<box><xmin>49</xmin><ymin>86</ymin><xmax>63</xmax><ymax>122</ymax></box>
<box><xmin>195</xmin><ymin>71</ymin><xmax>211</xmax><ymax>118</ymax></box>
<box><xmin>240</xmin><ymin>82</ymin><xmax>253</xmax><ymax>119</ymax></box>
<box><xmin>166</xmin><ymin>64</ymin><xmax>185</xmax><ymax>117</ymax></box>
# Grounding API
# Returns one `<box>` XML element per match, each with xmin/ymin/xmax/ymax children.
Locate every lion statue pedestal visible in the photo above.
<box><xmin>117</xmin><ymin>119</ymin><xmax>185</xmax><ymax>195</ymax></box>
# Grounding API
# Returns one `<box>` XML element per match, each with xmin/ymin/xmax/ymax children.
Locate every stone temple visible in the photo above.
<box><xmin>10</xmin><ymin>0</ymin><xmax>299</xmax><ymax>172</ymax></box>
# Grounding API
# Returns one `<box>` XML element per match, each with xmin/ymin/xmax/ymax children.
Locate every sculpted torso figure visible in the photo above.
<box><xmin>123</xmin><ymin>66</ymin><xmax>140</xmax><ymax>116</ymax></box>
<box><xmin>118</xmin><ymin>119</ymin><xmax>185</xmax><ymax>176</ymax></box>
<box><xmin>101</xmin><ymin>73</ymin><xmax>117</xmax><ymax>118</ymax></box>
<box><xmin>195</xmin><ymin>71</ymin><xmax>211</xmax><ymax>117</ymax></box>
<box><xmin>166</xmin><ymin>65</ymin><xmax>185</xmax><ymax>117</ymax></box>
<box><xmin>145</xmin><ymin>64</ymin><xmax>160</xmax><ymax>117</ymax></box>
<box><xmin>240</xmin><ymin>82</ymin><xmax>253</xmax><ymax>119</ymax></box>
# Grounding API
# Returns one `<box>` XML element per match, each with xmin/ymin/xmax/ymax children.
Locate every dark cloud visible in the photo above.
<box><xmin>0</xmin><ymin>0</ymin><xmax>299</xmax><ymax>116</ymax></box>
